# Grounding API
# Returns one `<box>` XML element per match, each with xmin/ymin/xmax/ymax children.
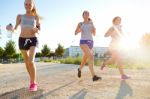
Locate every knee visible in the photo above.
<box><xmin>83</xmin><ymin>55</ymin><xmax>88</xmax><ymax>59</ymax></box>
<box><xmin>25</xmin><ymin>59</ymin><xmax>34</xmax><ymax>66</ymax></box>
<box><xmin>24</xmin><ymin>59</ymin><xmax>29</xmax><ymax>65</ymax></box>
<box><xmin>88</xmin><ymin>54</ymin><xmax>94</xmax><ymax>61</ymax></box>
<box><xmin>28</xmin><ymin>60</ymin><xmax>34</xmax><ymax>65</ymax></box>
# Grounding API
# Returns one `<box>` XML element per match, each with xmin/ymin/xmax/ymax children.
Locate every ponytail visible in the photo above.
<box><xmin>31</xmin><ymin>6</ymin><xmax>37</xmax><ymax>16</ymax></box>
<box><xmin>88</xmin><ymin>18</ymin><xmax>92</xmax><ymax>21</ymax></box>
<box><xmin>82</xmin><ymin>10</ymin><xmax>91</xmax><ymax>22</ymax></box>
<box><xmin>31</xmin><ymin>0</ymin><xmax>42</xmax><ymax>19</ymax></box>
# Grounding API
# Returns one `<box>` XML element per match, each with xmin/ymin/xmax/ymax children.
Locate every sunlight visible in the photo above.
<box><xmin>119</xmin><ymin>36</ymin><xmax>140</xmax><ymax>51</ymax></box>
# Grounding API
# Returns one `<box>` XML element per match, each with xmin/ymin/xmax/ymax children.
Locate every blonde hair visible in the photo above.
<box><xmin>25</xmin><ymin>0</ymin><xmax>41</xmax><ymax>19</ymax></box>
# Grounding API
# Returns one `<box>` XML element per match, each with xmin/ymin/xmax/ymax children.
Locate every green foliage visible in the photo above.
<box><xmin>60</xmin><ymin>57</ymin><xmax>100</xmax><ymax>65</ymax></box>
<box><xmin>55</xmin><ymin>43</ymin><xmax>65</xmax><ymax>57</ymax></box>
<box><xmin>41</xmin><ymin>44</ymin><xmax>50</xmax><ymax>57</ymax></box>
<box><xmin>36</xmin><ymin>52</ymin><xmax>42</xmax><ymax>57</ymax></box>
<box><xmin>0</xmin><ymin>47</ymin><xmax>4</xmax><ymax>58</ymax></box>
<box><xmin>4</xmin><ymin>40</ymin><xmax>16</xmax><ymax>58</ymax></box>
<box><xmin>43</xmin><ymin>59</ymin><xmax>60</xmax><ymax>63</ymax></box>
<box><xmin>60</xmin><ymin>57</ymin><xmax>74</xmax><ymax>64</ymax></box>
<box><xmin>94</xmin><ymin>59</ymin><xmax>101</xmax><ymax>66</ymax></box>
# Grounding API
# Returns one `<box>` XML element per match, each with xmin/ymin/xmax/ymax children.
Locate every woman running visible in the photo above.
<box><xmin>75</xmin><ymin>10</ymin><xmax>101</xmax><ymax>81</ymax></box>
<box><xmin>12</xmin><ymin>0</ymin><xmax>40</xmax><ymax>91</ymax></box>
<box><xmin>101</xmin><ymin>16</ymin><xmax>130</xmax><ymax>80</ymax></box>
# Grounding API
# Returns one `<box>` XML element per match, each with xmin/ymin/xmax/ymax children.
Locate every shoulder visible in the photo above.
<box><xmin>109</xmin><ymin>26</ymin><xmax>114</xmax><ymax>31</ymax></box>
<box><xmin>105</xmin><ymin>26</ymin><xmax>114</xmax><ymax>34</ymax></box>
<box><xmin>89</xmin><ymin>21</ymin><xmax>94</xmax><ymax>25</ymax></box>
<box><xmin>78</xmin><ymin>22</ymin><xmax>83</xmax><ymax>26</ymax></box>
<box><xmin>35</xmin><ymin>15</ymin><xmax>40</xmax><ymax>20</ymax></box>
<box><xmin>16</xmin><ymin>14</ymin><xmax>22</xmax><ymax>21</ymax></box>
<box><xmin>16</xmin><ymin>14</ymin><xmax>22</xmax><ymax>18</ymax></box>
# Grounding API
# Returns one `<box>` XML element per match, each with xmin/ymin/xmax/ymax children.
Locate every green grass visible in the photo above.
<box><xmin>43</xmin><ymin>59</ymin><xmax>60</xmax><ymax>63</ymax></box>
<box><xmin>42</xmin><ymin>57</ymin><xmax>150</xmax><ymax>69</ymax></box>
<box><xmin>59</xmin><ymin>57</ymin><xmax>82</xmax><ymax>65</ymax></box>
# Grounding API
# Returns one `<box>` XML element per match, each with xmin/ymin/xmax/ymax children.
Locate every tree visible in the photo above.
<box><xmin>49</xmin><ymin>52</ymin><xmax>56</xmax><ymax>59</ymax></box>
<box><xmin>41</xmin><ymin>44</ymin><xmax>50</xmax><ymax>57</ymax></box>
<box><xmin>4</xmin><ymin>40</ymin><xmax>16</xmax><ymax>58</ymax></box>
<box><xmin>35</xmin><ymin>52</ymin><xmax>42</xmax><ymax>57</ymax></box>
<box><xmin>0</xmin><ymin>47</ymin><xmax>4</xmax><ymax>58</ymax></box>
<box><xmin>55</xmin><ymin>43</ymin><xmax>65</xmax><ymax>57</ymax></box>
<box><xmin>12</xmin><ymin>53</ymin><xmax>22</xmax><ymax>59</ymax></box>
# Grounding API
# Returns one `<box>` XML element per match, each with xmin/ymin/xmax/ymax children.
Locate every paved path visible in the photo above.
<box><xmin>0</xmin><ymin>63</ymin><xmax>150</xmax><ymax>99</ymax></box>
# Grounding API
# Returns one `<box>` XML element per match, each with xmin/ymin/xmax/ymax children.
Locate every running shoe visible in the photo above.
<box><xmin>93</xmin><ymin>75</ymin><xmax>102</xmax><ymax>81</ymax></box>
<box><xmin>78</xmin><ymin>68</ymin><xmax>81</xmax><ymax>78</ymax></box>
<box><xmin>29</xmin><ymin>83</ymin><xmax>37</xmax><ymax>92</ymax></box>
<box><xmin>121</xmin><ymin>75</ymin><xmax>130</xmax><ymax>80</ymax></box>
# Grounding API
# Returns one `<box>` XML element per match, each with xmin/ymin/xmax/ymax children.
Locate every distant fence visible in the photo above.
<box><xmin>0</xmin><ymin>58</ymin><xmax>24</xmax><ymax>64</ymax></box>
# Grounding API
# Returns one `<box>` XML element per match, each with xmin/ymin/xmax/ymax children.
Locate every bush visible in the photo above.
<box><xmin>74</xmin><ymin>57</ymin><xmax>82</xmax><ymax>65</ymax></box>
<box><xmin>42</xmin><ymin>57</ymin><xmax>150</xmax><ymax>69</ymax></box>
<box><xmin>43</xmin><ymin>59</ymin><xmax>52</xmax><ymax>62</ymax></box>
<box><xmin>94</xmin><ymin>59</ymin><xmax>101</xmax><ymax>66</ymax></box>
<box><xmin>60</xmin><ymin>57</ymin><xmax>100</xmax><ymax>65</ymax></box>
<box><xmin>60</xmin><ymin>57</ymin><xmax>81</xmax><ymax>64</ymax></box>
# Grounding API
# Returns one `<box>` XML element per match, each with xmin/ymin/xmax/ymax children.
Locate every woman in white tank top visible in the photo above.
<box><xmin>11</xmin><ymin>0</ymin><xmax>41</xmax><ymax>91</ymax></box>
<box><xmin>101</xmin><ymin>16</ymin><xmax>130</xmax><ymax>80</ymax></box>
<box><xmin>75</xmin><ymin>10</ymin><xmax>101</xmax><ymax>81</ymax></box>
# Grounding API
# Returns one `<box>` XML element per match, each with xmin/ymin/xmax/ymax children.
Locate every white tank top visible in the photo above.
<box><xmin>80</xmin><ymin>21</ymin><xmax>93</xmax><ymax>40</ymax></box>
<box><xmin>20</xmin><ymin>15</ymin><xmax>36</xmax><ymax>28</ymax></box>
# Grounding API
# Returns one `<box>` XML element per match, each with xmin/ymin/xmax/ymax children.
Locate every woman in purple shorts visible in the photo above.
<box><xmin>75</xmin><ymin>10</ymin><xmax>101</xmax><ymax>81</ymax></box>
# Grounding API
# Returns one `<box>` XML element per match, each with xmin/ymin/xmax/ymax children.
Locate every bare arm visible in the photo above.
<box><xmin>13</xmin><ymin>15</ymin><xmax>21</xmax><ymax>32</ymax></box>
<box><xmin>75</xmin><ymin>22</ymin><xmax>82</xmax><ymax>35</ymax></box>
<box><xmin>32</xmin><ymin>16</ymin><xmax>41</xmax><ymax>33</ymax></box>
<box><xmin>104</xmin><ymin>27</ymin><xmax>114</xmax><ymax>37</ymax></box>
<box><xmin>36</xmin><ymin>16</ymin><xmax>40</xmax><ymax>31</ymax></box>
<box><xmin>91</xmin><ymin>22</ymin><xmax>96</xmax><ymax>36</ymax></box>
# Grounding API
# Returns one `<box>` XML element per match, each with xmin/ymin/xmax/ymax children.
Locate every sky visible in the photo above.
<box><xmin>0</xmin><ymin>0</ymin><xmax>150</xmax><ymax>52</ymax></box>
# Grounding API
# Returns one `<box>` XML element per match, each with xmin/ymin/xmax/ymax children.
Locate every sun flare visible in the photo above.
<box><xmin>119</xmin><ymin>36</ymin><xmax>140</xmax><ymax>51</ymax></box>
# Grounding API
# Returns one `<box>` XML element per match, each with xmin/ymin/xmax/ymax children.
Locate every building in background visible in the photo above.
<box><xmin>64</xmin><ymin>46</ymin><xmax>82</xmax><ymax>57</ymax></box>
<box><xmin>64</xmin><ymin>46</ymin><xmax>108</xmax><ymax>58</ymax></box>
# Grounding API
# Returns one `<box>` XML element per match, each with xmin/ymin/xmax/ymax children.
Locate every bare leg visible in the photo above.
<box><xmin>115</xmin><ymin>54</ymin><xmax>125</xmax><ymax>75</ymax></box>
<box><xmin>21</xmin><ymin>50</ymin><xmax>31</xmax><ymax>80</ymax></box>
<box><xmin>79</xmin><ymin>55</ymin><xmax>88</xmax><ymax>70</ymax></box>
<box><xmin>80</xmin><ymin>45</ymin><xmax>95</xmax><ymax>77</ymax></box>
<box><xmin>28</xmin><ymin>46</ymin><xmax>37</xmax><ymax>84</ymax></box>
<box><xmin>101</xmin><ymin>51</ymin><xmax>115</xmax><ymax>70</ymax></box>
<box><xmin>116</xmin><ymin>61</ymin><xmax>125</xmax><ymax>75</ymax></box>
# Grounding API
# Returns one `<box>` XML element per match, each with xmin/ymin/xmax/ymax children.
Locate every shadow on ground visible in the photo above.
<box><xmin>0</xmin><ymin>80</ymin><xmax>76</xmax><ymax>99</ymax></box>
<box><xmin>115</xmin><ymin>80</ymin><xmax>133</xmax><ymax>99</ymax></box>
<box><xmin>69</xmin><ymin>88</ymin><xmax>87</xmax><ymax>99</ymax></box>
<box><xmin>0</xmin><ymin>88</ymin><xmax>45</xmax><ymax>99</ymax></box>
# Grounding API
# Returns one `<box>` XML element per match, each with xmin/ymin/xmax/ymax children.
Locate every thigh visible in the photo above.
<box><xmin>29</xmin><ymin>46</ymin><xmax>36</xmax><ymax>62</ymax></box>
<box><xmin>109</xmin><ymin>49</ymin><xmax>122</xmax><ymax>64</ymax></box>
<box><xmin>21</xmin><ymin>50</ymin><xmax>29</xmax><ymax>62</ymax></box>
<box><xmin>80</xmin><ymin>44</ymin><xmax>92</xmax><ymax>57</ymax></box>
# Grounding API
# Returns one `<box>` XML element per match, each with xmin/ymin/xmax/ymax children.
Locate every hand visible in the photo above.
<box><xmin>32</xmin><ymin>27</ymin><xmax>39</xmax><ymax>33</ymax></box>
<box><xmin>75</xmin><ymin>32</ymin><xmax>78</xmax><ymax>35</ymax></box>
<box><xmin>6</xmin><ymin>23</ymin><xmax>13</xmax><ymax>31</ymax></box>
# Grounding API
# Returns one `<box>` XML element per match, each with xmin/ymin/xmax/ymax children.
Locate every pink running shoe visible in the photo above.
<box><xmin>121</xmin><ymin>75</ymin><xmax>130</xmax><ymax>80</ymax></box>
<box><xmin>29</xmin><ymin>83</ymin><xmax>37</xmax><ymax>92</ymax></box>
<box><xmin>100</xmin><ymin>62</ymin><xmax>106</xmax><ymax>70</ymax></box>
